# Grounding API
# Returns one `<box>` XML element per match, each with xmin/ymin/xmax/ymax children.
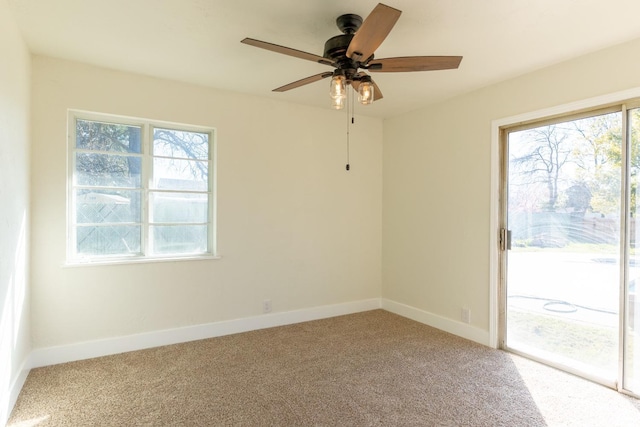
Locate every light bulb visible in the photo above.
<box><xmin>329</xmin><ymin>75</ymin><xmax>346</xmax><ymax>99</ymax></box>
<box><xmin>358</xmin><ymin>80</ymin><xmax>374</xmax><ymax>105</ymax></box>
<box><xmin>331</xmin><ymin>94</ymin><xmax>345</xmax><ymax>110</ymax></box>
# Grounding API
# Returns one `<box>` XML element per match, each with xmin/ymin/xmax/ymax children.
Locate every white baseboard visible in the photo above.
<box><xmin>2</xmin><ymin>359</ymin><xmax>30</xmax><ymax>427</ymax></box>
<box><xmin>28</xmin><ymin>299</ymin><xmax>489</xmax><ymax>370</ymax></box>
<box><xmin>382</xmin><ymin>298</ymin><xmax>490</xmax><ymax>346</ymax></box>
<box><xmin>28</xmin><ymin>298</ymin><xmax>382</xmax><ymax>369</ymax></box>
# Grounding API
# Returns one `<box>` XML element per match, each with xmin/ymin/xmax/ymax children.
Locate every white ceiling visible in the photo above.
<box><xmin>8</xmin><ymin>0</ymin><xmax>640</xmax><ymax>119</ymax></box>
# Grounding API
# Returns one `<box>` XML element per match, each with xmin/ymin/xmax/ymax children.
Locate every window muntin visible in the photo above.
<box><xmin>69</xmin><ymin>113</ymin><xmax>215</xmax><ymax>262</ymax></box>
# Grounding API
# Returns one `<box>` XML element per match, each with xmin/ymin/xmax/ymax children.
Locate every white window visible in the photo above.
<box><xmin>68</xmin><ymin>111</ymin><xmax>216</xmax><ymax>263</ymax></box>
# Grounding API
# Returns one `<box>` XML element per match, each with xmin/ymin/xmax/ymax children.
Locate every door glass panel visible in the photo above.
<box><xmin>506</xmin><ymin>111</ymin><xmax>622</xmax><ymax>381</ymax></box>
<box><xmin>625</xmin><ymin>107</ymin><xmax>640</xmax><ymax>393</ymax></box>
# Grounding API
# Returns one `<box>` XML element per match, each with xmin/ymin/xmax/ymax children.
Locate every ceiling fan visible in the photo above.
<box><xmin>241</xmin><ymin>3</ymin><xmax>462</xmax><ymax>109</ymax></box>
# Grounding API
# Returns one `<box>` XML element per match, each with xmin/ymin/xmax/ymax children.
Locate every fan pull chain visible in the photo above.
<box><xmin>346</xmin><ymin>87</ymin><xmax>351</xmax><ymax>171</ymax></box>
<box><xmin>351</xmin><ymin>84</ymin><xmax>356</xmax><ymax>125</ymax></box>
<box><xmin>345</xmin><ymin>87</ymin><xmax>357</xmax><ymax>171</ymax></box>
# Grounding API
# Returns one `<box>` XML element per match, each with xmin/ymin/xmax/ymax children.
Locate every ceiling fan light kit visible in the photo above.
<box><xmin>241</xmin><ymin>3</ymin><xmax>462</xmax><ymax>109</ymax></box>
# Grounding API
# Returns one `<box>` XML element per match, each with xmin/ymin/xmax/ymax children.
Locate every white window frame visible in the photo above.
<box><xmin>67</xmin><ymin>110</ymin><xmax>217</xmax><ymax>265</ymax></box>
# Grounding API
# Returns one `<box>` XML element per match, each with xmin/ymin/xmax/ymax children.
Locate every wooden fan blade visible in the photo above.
<box><xmin>346</xmin><ymin>3</ymin><xmax>401</xmax><ymax>61</ymax></box>
<box><xmin>367</xmin><ymin>56</ymin><xmax>463</xmax><ymax>72</ymax></box>
<box><xmin>273</xmin><ymin>72</ymin><xmax>334</xmax><ymax>92</ymax></box>
<box><xmin>352</xmin><ymin>73</ymin><xmax>384</xmax><ymax>101</ymax></box>
<box><xmin>241</xmin><ymin>38</ymin><xmax>335</xmax><ymax>67</ymax></box>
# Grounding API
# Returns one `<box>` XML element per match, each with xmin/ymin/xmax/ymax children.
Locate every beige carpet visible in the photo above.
<box><xmin>8</xmin><ymin>310</ymin><xmax>640</xmax><ymax>426</ymax></box>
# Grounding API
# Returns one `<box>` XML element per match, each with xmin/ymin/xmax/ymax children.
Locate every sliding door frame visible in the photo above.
<box><xmin>489</xmin><ymin>87</ymin><xmax>640</xmax><ymax>397</ymax></box>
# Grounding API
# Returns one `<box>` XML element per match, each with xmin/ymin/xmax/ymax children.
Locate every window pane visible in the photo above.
<box><xmin>150</xmin><ymin>225</ymin><xmax>208</xmax><ymax>255</ymax></box>
<box><xmin>76</xmin><ymin>190</ymin><xmax>141</xmax><ymax>224</ymax></box>
<box><xmin>76</xmin><ymin>153</ymin><xmax>141</xmax><ymax>187</ymax></box>
<box><xmin>150</xmin><ymin>192</ymin><xmax>208</xmax><ymax>223</ymax></box>
<box><xmin>153</xmin><ymin>128</ymin><xmax>209</xmax><ymax>160</ymax></box>
<box><xmin>76</xmin><ymin>119</ymin><xmax>142</xmax><ymax>153</ymax></box>
<box><xmin>152</xmin><ymin>158</ymin><xmax>208</xmax><ymax>191</ymax></box>
<box><xmin>76</xmin><ymin>225</ymin><xmax>141</xmax><ymax>256</ymax></box>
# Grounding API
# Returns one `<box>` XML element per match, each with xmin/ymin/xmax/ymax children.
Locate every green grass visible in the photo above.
<box><xmin>507</xmin><ymin>309</ymin><xmax>619</xmax><ymax>371</ymax></box>
<box><xmin>508</xmin><ymin>309</ymin><xmax>640</xmax><ymax>385</ymax></box>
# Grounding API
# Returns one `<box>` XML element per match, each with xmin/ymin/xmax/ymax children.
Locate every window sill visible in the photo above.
<box><xmin>63</xmin><ymin>254</ymin><xmax>222</xmax><ymax>268</ymax></box>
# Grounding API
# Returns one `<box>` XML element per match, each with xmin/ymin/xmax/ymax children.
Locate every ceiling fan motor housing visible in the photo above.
<box><xmin>324</xmin><ymin>34</ymin><xmax>363</xmax><ymax>81</ymax></box>
<box><xmin>324</xmin><ymin>14</ymin><xmax>367</xmax><ymax>81</ymax></box>
<box><xmin>323</xmin><ymin>34</ymin><xmax>353</xmax><ymax>61</ymax></box>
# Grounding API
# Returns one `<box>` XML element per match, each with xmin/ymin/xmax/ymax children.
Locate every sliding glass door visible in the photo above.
<box><xmin>625</xmin><ymin>108</ymin><xmax>640</xmax><ymax>392</ymax></box>
<box><xmin>502</xmin><ymin>104</ymin><xmax>640</xmax><ymax>395</ymax></box>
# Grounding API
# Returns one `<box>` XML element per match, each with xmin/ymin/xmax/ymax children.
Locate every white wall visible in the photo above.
<box><xmin>382</xmin><ymin>37</ymin><xmax>640</xmax><ymax>342</ymax></box>
<box><xmin>29</xmin><ymin>56</ymin><xmax>382</xmax><ymax>350</ymax></box>
<box><xmin>0</xmin><ymin>0</ymin><xmax>31</xmax><ymax>423</ymax></box>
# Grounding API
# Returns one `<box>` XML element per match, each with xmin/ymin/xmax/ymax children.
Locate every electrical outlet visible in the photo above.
<box><xmin>263</xmin><ymin>299</ymin><xmax>272</xmax><ymax>314</ymax></box>
<box><xmin>462</xmin><ymin>308</ymin><xmax>471</xmax><ymax>324</ymax></box>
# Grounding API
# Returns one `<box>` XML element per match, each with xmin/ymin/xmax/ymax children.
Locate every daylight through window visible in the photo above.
<box><xmin>69</xmin><ymin>112</ymin><xmax>215</xmax><ymax>262</ymax></box>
